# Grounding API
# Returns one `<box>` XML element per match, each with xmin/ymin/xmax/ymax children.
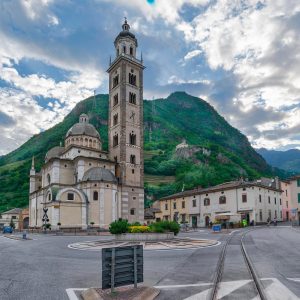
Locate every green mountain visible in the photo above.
<box><xmin>0</xmin><ymin>92</ymin><xmax>278</xmax><ymax>212</ymax></box>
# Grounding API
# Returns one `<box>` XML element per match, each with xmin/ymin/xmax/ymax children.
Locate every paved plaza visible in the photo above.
<box><xmin>0</xmin><ymin>227</ymin><xmax>300</xmax><ymax>300</ymax></box>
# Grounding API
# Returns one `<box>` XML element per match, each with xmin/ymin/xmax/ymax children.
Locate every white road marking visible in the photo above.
<box><xmin>287</xmin><ymin>278</ymin><xmax>300</xmax><ymax>283</ymax></box>
<box><xmin>66</xmin><ymin>288</ymin><xmax>87</xmax><ymax>300</ymax></box>
<box><xmin>183</xmin><ymin>287</ymin><xmax>211</xmax><ymax>299</ymax></box>
<box><xmin>217</xmin><ymin>280</ymin><xmax>252</xmax><ymax>299</ymax></box>
<box><xmin>263</xmin><ymin>278</ymin><xmax>300</xmax><ymax>300</ymax></box>
<box><xmin>154</xmin><ymin>282</ymin><xmax>211</xmax><ymax>289</ymax></box>
<box><xmin>229</xmin><ymin>230</ymin><xmax>240</xmax><ymax>235</ymax></box>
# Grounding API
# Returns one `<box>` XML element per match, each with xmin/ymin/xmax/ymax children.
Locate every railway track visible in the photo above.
<box><xmin>208</xmin><ymin>229</ymin><xmax>268</xmax><ymax>300</ymax></box>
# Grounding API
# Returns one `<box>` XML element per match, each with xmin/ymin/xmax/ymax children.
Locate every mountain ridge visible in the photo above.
<box><xmin>0</xmin><ymin>92</ymin><xmax>283</xmax><ymax>212</ymax></box>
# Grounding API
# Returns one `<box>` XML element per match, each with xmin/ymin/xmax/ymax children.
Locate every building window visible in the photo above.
<box><xmin>12</xmin><ymin>216</ymin><xmax>17</xmax><ymax>220</ymax></box>
<box><xmin>275</xmin><ymin>210</ymin><xmax>277</xmax><ymax>218</ymax></box>
<box><xmin>219</xmin><ymin>196</ymin><xmax>226</xmax><ymax>204</ymax></box>
<box><xmin>259</xmin><ymin>210</ymin><xmax>262</xmax><ymax>221</ymax></box>
<box><xmin>280</xmin><ymin>210</ymin><xmax>282</xmax><ymax>218</ymax></box>
<box><xmin>67</xmin><ymin>193</ymin><xmax>74</xmax><ymax>200</ymax></box>
<box><xmin>243</xmin><ymin>187</ymin><xmax>246</xmax><ymax>191</ymax></box>
<box><xmin>113</xmin><ymin>94</ymin><xmax>118</xmax><ymax>106</ymax></box>
<box><xmin>173</xmin><ymin>202</ymin><xmax>176</xmax><ymax>209</ymax></box>
<box><xmin>132</xmin><ymin>169</ymin><xmax>135</xmax><ymax>174</ymax></box>
<box><xmin>259</xmin><ymin>195</ymin><xmax>262</xmax><ymax>203</ymax></box>
<box><xmin>192</xmin><ymin>199</ymin><xmax>197</xmax><ymax>207</ymax></box>
<box><xmin>204</xmin><ymin>198</ymin><xmax>210</xmax><ymax>206</ymax></box>
<box><xmin>297</xmin><ymin>179</ymin><xmax>300</xmax><ymax>187</ymax></box>
<box><xmin>182</xmin><ymin>214</ymin><xmax>186</xmax><ymax>222</ymax></box>
<box><xmin>48</xmin><ymin>194</ymin><xmax>51</xmax><ymax>201</ymax></box>
<box><xmin>242</xmin><ymin>194</ymin><xmax>247</xmax><ymax>203</ymax></box>
<box><xmin>113</xmin><ymin>75</ymin><xmax>119</xmax><ymax>88</ymax></box>
<box><xmin>165</xmin><ymin>203</ymin><xmax>168</xmax><ymax>210</ymax></box>
<box><xmin>268</xmin><ymin>210</ymin><xmax>271</xmax><ymax>219</ymax></box>
<box><xmin>298</xmin><ymin>193</ymin><xmax>300</xmax><ymax>203</ymax></box>
<box><xmin>129</xmin><ymin>92</ymin><xmax>136</xmax><ymax>104</ymax></box>
<box><xmin>286</xmin><ymin>201</ymin><xmax>288</xmax><ymax>208</ymax></box>
<box><xmin>130</xmin><ymin>155</ymin><xmax>136</xmax><ymax>164</ymax></box>
<box><xmin>113</xmin><ymin>114</ymin><xmax>118</xmax><ymax>126</ymax></box>
<box><xmin>130</xmin><ymin>208</ymin><xmax>135</xmax><ymax>215</ymax></box>
<box><xmin>129</xmin><ymin>73</ymin><xmax>136</xmax><ymax>85</ymax></box>
<box><xmin>285</xmin><ymin>190</ymin><xmax>288</xmax><ymax>196</ymax></box>
<box><xmin>93</xmin><ymin>191</ymin><xmax>98</xmax><ymax>201</ymax></box>
<box><xmin>113</xmin><ymin>134</ymin><xmax>118</xmax><ymax>147</ymax></box>
<box><xmin>280</xmin><ymin>198</ymin><xmax>282</xmax><ymax>205</ymax></box>
<box><xmin>123</xmin><ymin>46</ymin><xmax>126</xmax><ymax>53</ymax></box>
<box><xmin>47</xmin><ymin>174</ymin><xmax>51</xmax><ymax>185</ymax></box>
<box><xmin>182</xmin><ymin>201</ymin><xmax>185</xmax><ymax>209</ymax></box>
<box><xmin>274</xmin><ymin>198</ymin><xmax>276</xmax><ymax>205</ymax></box>
<box><xmin>130</xmin><ymin>47</ymin><xmax>133</xmax><ymax>55</ymax></box>
<box><xmin>129</xmin><ymin>133</ymin><xmax>136</xmax><ymax>145</ymax></box>
<box><xmin>268</xmin><ymin>196</ymin><xmax>270</xmax><ymax>204</ymax></box>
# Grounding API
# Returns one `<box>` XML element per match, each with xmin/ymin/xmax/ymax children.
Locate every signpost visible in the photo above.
<box><xmin>102</xmin><ymin>245</ymin><xmax>143</xmax><ymax>292</ymax></box>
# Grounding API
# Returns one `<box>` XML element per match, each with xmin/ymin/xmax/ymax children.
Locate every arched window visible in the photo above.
<box><xmin>93</xmin><ymin>191</ymin><xmax>98</xmax><ymax>201</ymax></box>
<box><xmin>113</xmin><ymin>114</ymin><xmax>118</xmax><ymax>126</ymax></box>
<box><xmin>129</xmin><ymin>92</ymin><xmax>136</xmax><ymax>104</ymax></box>
<box><xmin>129</xmin><ymin>133</ymin><xmax>136</xmax><ymax>145</ymax></box>
<box><xmin>130</xmin><ymin>47</ymin><xmax>133</xmax><ymax>55</ymax></box>
<box><xmin>204</xmin><ymin>198</ymin><xmax>210</xmax><ymax>206</ymax></box>
<box><xmin>123</xmin><ymin>45</ymin><xmax>126</xmax><ymax>53</ymax></box>
<box><xmin>48</xmin><ymin>193</ymin><xmax>51</xmax><ymax>201</ymax></box>
<box><xmin>219</xmin><ymin>196</ymin><xmax>226</xmax><ymax>204</ymax></box>
<box><xmin>113</xmin><ymin>134</ymin><xmax>119</xmax><ymax>147</ymax></box>
<box><xmin>130</xmin><ymin>155</ymin><xmax>136</xmax><ymax>164</ymax></box>
<box><xmin>113</xmin><ymin>94</ymin><xmax>118</xmax><ymax>106</ymax></box>
<box><xmin>47</xmin><ymin>174</ymin><xmax>51</xmax><ymax>185</ymax></box>
<box><xmin>117</xmin><ymin>48</ymin><xmax>119</xmax><ymax>56</ymax></box>
<box><xmin>128</xmin><ymin>73</ymin><xmax>136</xmax><ymax>86</ymax></box>
<box><xmin>89</xmin><ymin>139</ymin><xmax>92</xmax><ymax>147</ymax></box>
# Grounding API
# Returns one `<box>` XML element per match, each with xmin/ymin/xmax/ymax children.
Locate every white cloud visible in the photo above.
<box><xmin>0</xmin><ymin>88</ymin><xmax>59</xmax><ymax>155</ymax></box>
<box><xmin>184</xmin><ymin>49</ymin><xmax>202</xmax><ymax>60</ymax></box>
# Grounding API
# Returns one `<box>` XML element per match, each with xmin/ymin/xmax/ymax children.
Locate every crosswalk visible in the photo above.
<box><xmin>66</xmin><ymin>278</ymin><xmax>300</xmax><ymax>300</ymax></box>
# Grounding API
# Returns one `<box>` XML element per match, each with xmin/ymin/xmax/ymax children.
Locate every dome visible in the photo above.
<box><xmin>66</xmin><ymin>114</ymin><xmax>100</xmax><ymax>139</ymax></box>
<box><xmin>114</xmin><ymin>19</ymin><xmax>137</xmax><ymax>47</ymax></box>
<box><xmin>66</xmin><ymin>123</ymin><xmax>100</xmax><ymax>138</ymax></box>
<box><xmin>82</xmin><ymin>167</ymin><xmax>117</xmax><ymax>183</ymax></box>
<box><xmin>45</xmin><ymin>146</ymin><xmax>64</xmax><ymax>161</ymax></box>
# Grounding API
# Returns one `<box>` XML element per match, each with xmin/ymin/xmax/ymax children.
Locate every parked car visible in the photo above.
<box><xmin>3</xmin><ymin>226</ymin><xmax>13</xmax><ymax>234</ymax></box>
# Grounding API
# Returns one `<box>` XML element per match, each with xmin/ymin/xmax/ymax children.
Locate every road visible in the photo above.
<box><xmin>0</xmin><ymin>227</ymin><xmax>299</xmax><ymax>300</ymax></box>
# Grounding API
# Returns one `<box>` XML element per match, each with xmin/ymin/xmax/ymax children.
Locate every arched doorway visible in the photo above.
<box><xmin>23</xmin><ymin>217</ymin><xmax>29</xmax><ymax>229</ymax></box>
<box><xmin>205</xmin><ymin>216</ymin><xmax>210</xmax><ymax>227</ymax></box>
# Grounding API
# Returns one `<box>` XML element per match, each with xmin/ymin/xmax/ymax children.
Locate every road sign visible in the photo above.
<box><xmin>102</xmin><ymin>245</ymin><xmax>143</xmax><ymax>291</ymax></box>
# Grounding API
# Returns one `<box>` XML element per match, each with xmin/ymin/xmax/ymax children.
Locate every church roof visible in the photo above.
<box><xmin>82</xmin><ymin>167</ymin><xmax>117</xmax><ymax>183</ymax></box>
<box><xmin>66</xmin><ymin>122</ymin><xmax>100</xmax><ymax>139</ymax></box>
<box><xmin>45</xmin><ymin>146</ymin><xmax>64</xmax><ymax>162</ymax></box>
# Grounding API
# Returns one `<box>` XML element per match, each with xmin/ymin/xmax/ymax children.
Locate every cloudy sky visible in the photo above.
<box><xmin>0</xmin><ymin>0</ymin><xmax>300</xmax><ymax>155</ymax></box>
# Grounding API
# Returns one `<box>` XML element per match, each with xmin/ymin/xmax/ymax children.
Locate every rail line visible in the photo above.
<box><xmin>208</xmin><ymin>228</ymin><xmax>268</xmax><ymax>300</ymax></box>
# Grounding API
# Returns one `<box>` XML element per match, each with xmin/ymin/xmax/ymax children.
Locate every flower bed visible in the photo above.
<box><xmin>115</xmin><ymin>232</ymin><xmax>174</xmax><ymax>241</ymax></box>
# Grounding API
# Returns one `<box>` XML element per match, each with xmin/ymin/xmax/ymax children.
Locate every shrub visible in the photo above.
<box><xmin>150</xmin><ymin>221</ymin><xmax>180</xmax><ymax>235</ymax></box>
<box><xmin>131</xmin><ymin>221</ymin><xmax>141</xmax><ymax>226</ymax></box>
<box><xmin>129</xmin><ymin>225</ymin><xmax>150</xmax><ymax>233</ymax></box>
<box><xmin>109</xmin><ymin>219</ymin><xmax>129</xmax><ymax>234</ymax></box>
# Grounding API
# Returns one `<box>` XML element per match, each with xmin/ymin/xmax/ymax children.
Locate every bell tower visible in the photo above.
<box><xmin>107</xmin><ymin>19</ymin><xmax>145</xmax><ymax>222</ymax></box>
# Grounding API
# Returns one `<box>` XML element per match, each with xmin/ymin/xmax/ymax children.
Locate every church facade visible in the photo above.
<box><xmin>29</xmin><ymin>20</ymin><xmax>145</xmax><ymax>229</ymax></box>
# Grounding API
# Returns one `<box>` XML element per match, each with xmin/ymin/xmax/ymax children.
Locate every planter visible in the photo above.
<box><xmin>115</xmin><ymin>232</ymin><xmax>174</xmax><ymax>241</ymax></box>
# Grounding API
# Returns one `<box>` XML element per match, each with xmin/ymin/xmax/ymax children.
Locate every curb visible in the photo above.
<box><xmin>82</xmin><ymin>286</ymin><xmax>160</xmax><ymax>300</ymax></box>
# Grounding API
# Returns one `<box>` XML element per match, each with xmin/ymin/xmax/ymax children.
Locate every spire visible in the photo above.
<box><xmin>31</xmin><ymin>156</ymin><xmax>35</xmax><ymax>170</ymax></box>
<box><xmin>122</xmin><ymin>17</ymin><xmax>130</xmax><ymax>31</ymax></box>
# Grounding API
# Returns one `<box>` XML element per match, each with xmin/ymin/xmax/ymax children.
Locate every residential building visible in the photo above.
<box><xmin>286</xmin><ymin>175</ymin><xmax>300</xmax><ymax>224</ymax></box>
<box><xmin>154</xmin><ymin>179</ymin><xmax>282</xmax><ymax>227</ymax></box>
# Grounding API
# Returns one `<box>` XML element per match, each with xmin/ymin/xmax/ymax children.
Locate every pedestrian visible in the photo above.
<box><xmin>267</xmin><ymin>217</ymin><xmax>270</xmax><ymax>227</ymax></box>
<box><xmin>273</xmin><ymin>217</ymin><xmax>277</xmax><ymax>226</ymax></box>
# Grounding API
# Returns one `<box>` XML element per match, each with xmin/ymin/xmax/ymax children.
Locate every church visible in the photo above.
<box><xmin>29</xmin><ymin>19</ymin><xmax>145</xmax><ymax>229</ymax></box>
